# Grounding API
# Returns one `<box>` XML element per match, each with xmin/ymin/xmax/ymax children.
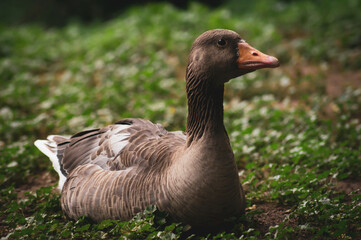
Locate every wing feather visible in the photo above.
<box><xmin>54</xmin><ymin>118</ymin><xmax>186</xmax><ymax>175</ymax></box>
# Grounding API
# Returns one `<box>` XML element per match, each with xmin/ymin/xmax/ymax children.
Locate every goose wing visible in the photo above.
<box><xmin>62</xmin><ymin>118</ymin><xmax>185</xmax><ymax>172</ymax></box>
<box><xmin>35</xmin><ymin>118</ymin><xmax>186</xmax><ymax>190</ymax></box>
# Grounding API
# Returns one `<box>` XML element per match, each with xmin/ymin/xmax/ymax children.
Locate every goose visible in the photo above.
<box><xmin>35</xmin><ymin>29</ymin><xmax>279</xmax><ymax>227</ymax></box>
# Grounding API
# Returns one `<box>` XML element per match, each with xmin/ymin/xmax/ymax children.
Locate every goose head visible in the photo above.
<box><xmin>187</xmin><ymin>29</ymin><xmax>279</xmax><ymax>84</ymax></box>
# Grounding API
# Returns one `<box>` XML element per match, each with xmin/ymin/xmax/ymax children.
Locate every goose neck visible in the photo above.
<box><xmin>185</xmin><ymin>68</ymin><xmax>226</xmax><ymax>146</ymax></box>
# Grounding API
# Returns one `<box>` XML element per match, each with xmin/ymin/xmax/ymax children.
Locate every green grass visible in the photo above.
<box><xmin>1</xmin><ymin>1</ymin><xmax>361</xmax><ymax>239</ymax></box>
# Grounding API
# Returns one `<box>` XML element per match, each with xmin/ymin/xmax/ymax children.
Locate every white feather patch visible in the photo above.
<box><xmin>34</xmin><ymin>136</ymin><xmax>66</xmax><ymax>190</ymax></box>
<box><xmin>110</xmin><ymin>125</ymin><xmax>131</xmax><ymax>154</ymax></box>
<box><xmin>91</xmin><ymin>124</ymin><xmax>131</xmax><ymax>168</ymax></box>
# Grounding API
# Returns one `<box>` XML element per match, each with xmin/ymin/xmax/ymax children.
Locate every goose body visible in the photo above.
<box><xmin>35</xmin><ymin>29</ymin><xmax>279</xmax><ymax>227</ymax></box>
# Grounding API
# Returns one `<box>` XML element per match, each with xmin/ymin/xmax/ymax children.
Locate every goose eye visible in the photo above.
<box><xmin>217</xmin><ymin>39</ymin><xmax>226</xmax><ymax>46</ymax></box>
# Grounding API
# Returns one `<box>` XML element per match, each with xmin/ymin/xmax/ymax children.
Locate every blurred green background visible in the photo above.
<box><xmin>1</xmin><ymin>0</ymin><xmax>361</xmax><ymax>239</ymax></box>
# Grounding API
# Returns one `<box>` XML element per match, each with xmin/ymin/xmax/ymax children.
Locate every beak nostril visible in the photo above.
<box><xmin>251</xmin><ymin>51</ymin><xmax>258</xmax><ymax>56</ymax></box>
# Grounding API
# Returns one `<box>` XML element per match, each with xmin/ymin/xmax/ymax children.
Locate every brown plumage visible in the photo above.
<box><xmin>35</xmin><ymin>29</ymin><xmax>279</xmax><ymax>227</ymax></box>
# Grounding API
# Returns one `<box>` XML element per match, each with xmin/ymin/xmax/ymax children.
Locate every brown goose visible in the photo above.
<box><xmin>35</xmin><ymin>29</ymin><xmax>279</xmax><ymax>227</ymax></box>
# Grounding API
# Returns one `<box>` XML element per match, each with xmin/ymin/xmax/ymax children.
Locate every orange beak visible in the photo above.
<box><xmin>237</xmin><ymin>42</ymin><xmax>279</xmax><ymax>70</ymax></box>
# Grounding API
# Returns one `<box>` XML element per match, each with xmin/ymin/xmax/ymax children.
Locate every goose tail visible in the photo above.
<box><xmin>34</xmin><ymin>135</ymin><xmax>69</xmax><ymax>190</ymax></box>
